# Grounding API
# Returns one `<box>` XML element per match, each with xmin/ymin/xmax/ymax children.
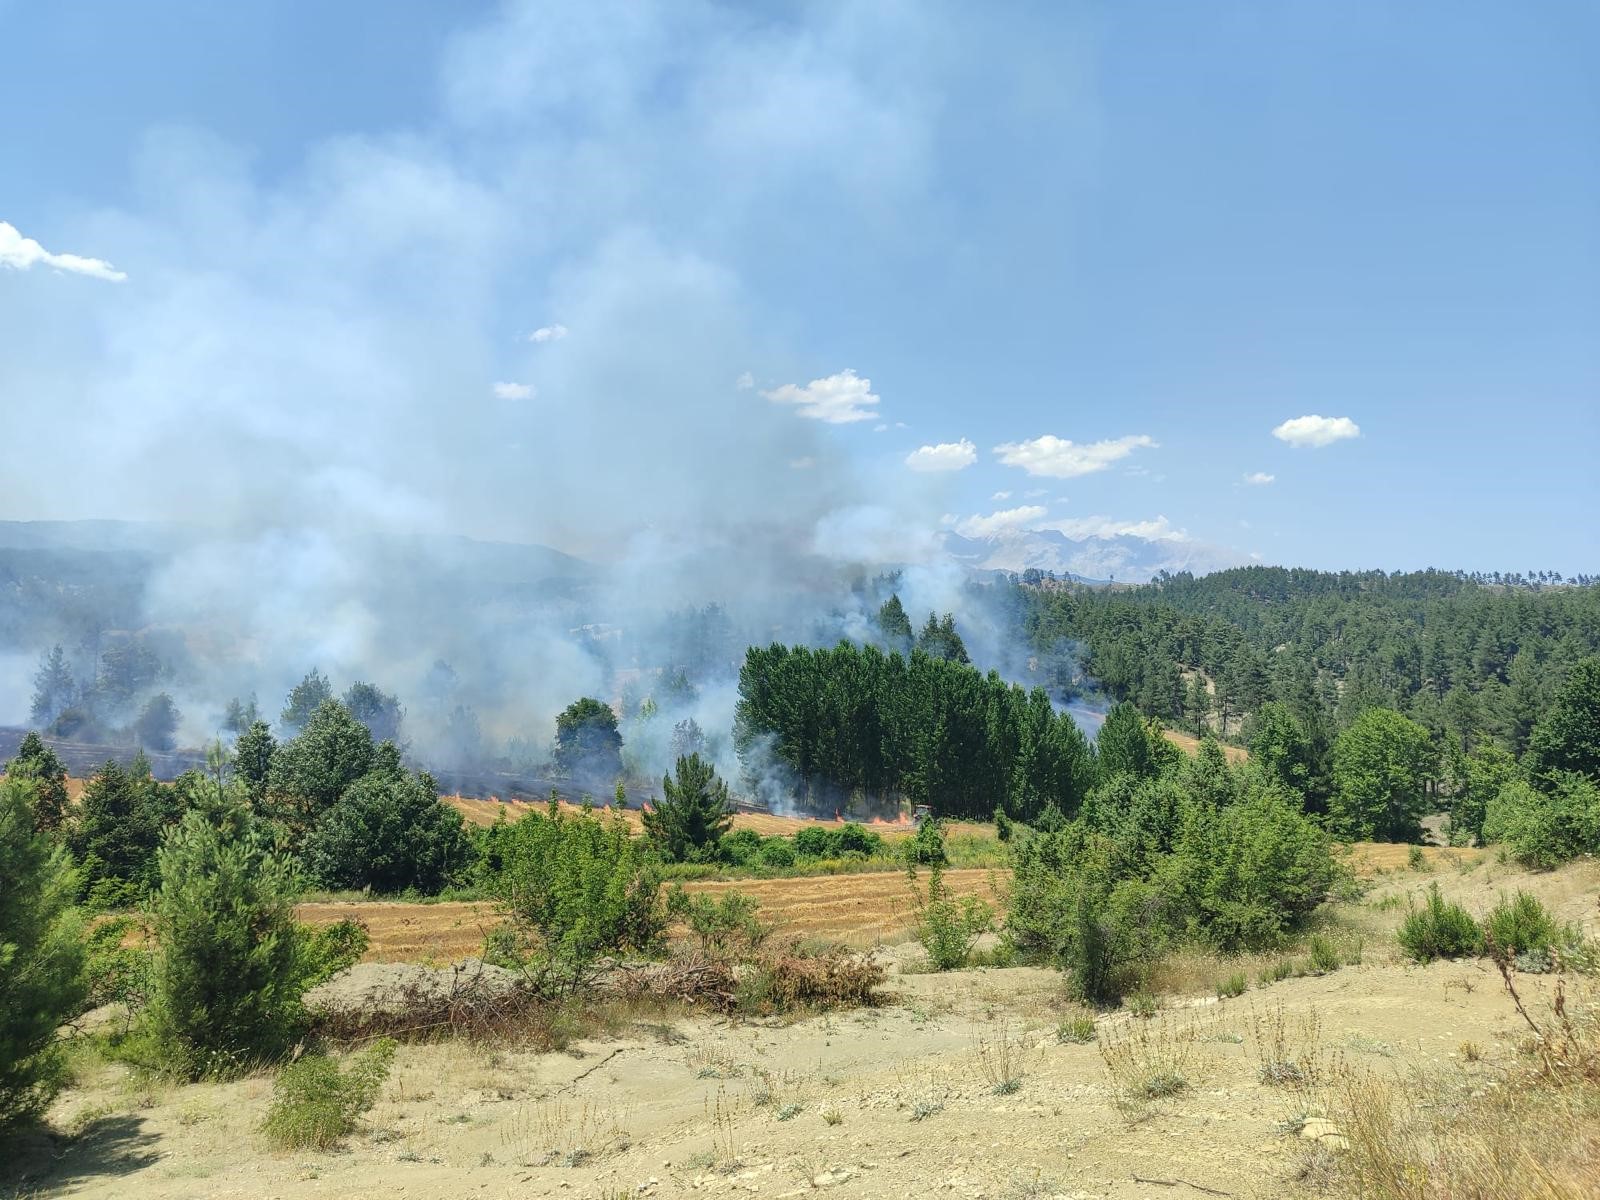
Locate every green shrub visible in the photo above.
<box><xmin>1126</xmin><ymin>990</ymin><xmax>1159</xmax><ymax>1019</ymax></box>
<box><xmin>303</xmin><ymin>761</ymin><xmax>472</xmax><ymax>894</ymax></box>
<box><xmin>667</xmin><ymin>887</ymin><xmax>771</xmax><ymax>956</ymax></box>
<box><xmin>1216</xmin><ymin>971</ymin><xmax>1247</xmax><ymax>999</ymax></box>
<box><xmin>300</xmin><ymin>919</ymin><xmax>370</xmax><ymax>987</ymax></box>
<box><xmin>1306</xmin><ymin>935</ymin><xmax>1342</xmax><ymax>975</ymax></box>
<box><xmin>1057</xmin><ymin>1008</ymin><xmax>1097</xmax><ymax>1043</ymax></box>
<box><xmin>907</xmin><ymin>831</ymin><xmax>992</xmax><ymax>971</ymax></box>
<box><xmin>261</xmin><ymin>1038</ymin><xmax>396</xmax><ymax>1149</ymax></box>
<box><xmin>488</xmin><ymin>800</ymin><xmax>665</xmax><ymax>991</ymax></box>
<box><xmin>994</xmin><ymin>807</ymin><xmax>1014</xmax><ymax>842</ymax></box>
<box><xmin>1396</xmin><ymin>884</ymin><xmax>1482</xmax><ymax>963</ymax></box>
<box><xmin>1407</xmin><ymin>844</ymin><xmax>1427</xmax><ymax>871</ymax></box>
<box><xmin>82</xmin><ymin>915</ymin><xmax>152</xmax><ymax>1014</ymax></box>
<box><xmin>0</xmin><ymin>777</ymin><xmax>86</xmax><ymax>1130</ymax></box>
<box><xmin>642</xmin><ymin>754</ymin><xmax>733</xmax><ymax>864</ymax></box>
<box><xmin>759</xmin><ymin>838</ymin><xmax>797</xmax><ymax>868</ymax></box>
<box><xmin>1482</xmin><ymin>891</ymin><xmax>1565</xmax><ymax>962</ymax></box>
<box><xmin>718</xmin><ymin>828</ymin><xmax>764</xmax><ymax>866</ymax></box>
<box><xmin>1483</xmin><ymin>775</ymin><xmax>1600</xmax><ymax>870</ymax></box>
<box><xmin>146</xmin><ymin>804</ymin><xmax>313</xmax><ymax>1078</ymax></box>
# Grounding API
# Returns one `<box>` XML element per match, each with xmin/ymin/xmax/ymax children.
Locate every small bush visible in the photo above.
<box><xmin>1057</xmin><ymin>1007</ymin><xmax>1097</xmax><ymax>1043</ymax></box>
<box><xmin>1217</xmin><ymin>971</ymin><xmax>1248</xmax><ymax>999</ymax></box>
<box><xmin>1126</xmin><ymin>990</ymin><xmax>1160</xmax><ymax>1019</ymax></box>
<box><xmin>1396</xmin><ymin>884</ymin><xmax>1482</xmax><ymax>964</ymax></box>
<box><xmin>907</xmin><ymin>833</ymin><xmax>992</xmax><ymax>971</ymax></box>
<box><xmin>1482</xmin><ymin>891</ymin><xmax>1577</xmax><ymax>970</ymax></box>
<box><xmin>1407</xmin><ymin>844</ymin><xmax>1427</xmax><ymax>871</ymax></box>
<box><xmin>261</xmin><ymin>1038</ymin><xmax>396</xmax><ymax>1149</ymax></box>
<box><xmin>667</xmin><ymin>888</ymin><xmax>771</xmax><ymax>957</ymax></box>
<box><xmin>1306</xmin><ymin>935</ymin><xmax>1342</xmax><ymax>975</ymax></box>
<box><xmin>758</xmin><ymin>838</ymin><xmax>796</xmax><ymax>868</ymax></box>
<box><xmin>301</xmin><ymin>920</ymin><xmax>370</xmax><ymax>987</ymax></box>
<box><xmin>736</xmin><ymin>941</ymin><xmax>885</xmax><ymax>1016</ymax></box>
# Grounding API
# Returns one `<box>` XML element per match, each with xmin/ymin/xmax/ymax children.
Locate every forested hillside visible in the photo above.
<box><xmin>1011</xmin><ymin>567</ymin><xmax>1600</xmax><ymax>757</ymax></box>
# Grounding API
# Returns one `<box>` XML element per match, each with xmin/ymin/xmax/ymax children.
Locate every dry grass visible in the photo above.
<box><xmin>1309</xmin><ymin>969</ymin><xmax>1600</xmax><ymax>1199</ymax></box>
<box><xmin>298</xmin><ymin>869</ymin><xmax>999</xmax><ymax>961</ymax></box>
<box><xmin>1097</xmin><ymin>1012</ymin><xmax>1202</xmax><ymax>1120</ymax></box>
<box><xmin>1346</xmin><ymin>842</ymin><xmax>1488</xmax><ymax>876</ymax></box>
<box><xmin>1159</xmin><ymin>728</ymin><xmax>1249</xmax><ymax>763</ymax></box>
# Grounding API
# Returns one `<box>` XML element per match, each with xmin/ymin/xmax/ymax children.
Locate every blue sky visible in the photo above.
<box><xmin>2</xmin><ymin>0</ymin><xmax>1596</xmax><ymax>574</ymax></box>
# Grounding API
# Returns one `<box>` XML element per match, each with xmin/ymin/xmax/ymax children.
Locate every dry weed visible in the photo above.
<box><xmin>501</xmin><ymin>1097</ymin><xmax>633</xmax><ymax>1167</ymax></box>
<box><xmin>1098</xmin><ymin>1013</ymin><xmax>1199</xmax><ymax>1120</ymax></box>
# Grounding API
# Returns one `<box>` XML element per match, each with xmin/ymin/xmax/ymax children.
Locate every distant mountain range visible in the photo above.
<box><xmin>939</xmin><ymin>525</ymin><xmax>1249</xmax><ymax>584</ymax></box>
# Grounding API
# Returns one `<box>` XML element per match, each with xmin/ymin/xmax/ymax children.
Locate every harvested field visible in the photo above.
<box><xmin>443</xmin><ymin>793</ymin><xmax>990</xmax><ymax>840</ymax></box>
<box><xmin>1344</xmin><ymin>841</ymin><xmax>1487</xmax><ymax>875</ymax></box>
<box><xmin>297</xmin><ymin>868</ymin><xmax>999</xmax><ymax>961</ymax></box>
<box><xmin>1161</xmin><ymin>727</ymin><xmax>1249</xmax><ymax>762</ymax></box>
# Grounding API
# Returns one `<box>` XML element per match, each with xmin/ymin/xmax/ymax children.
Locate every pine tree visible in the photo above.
<box><xmin>4</xmin><ymin>732</ymin><xmax>70</xmax><ymax>832</ymax></box>
<box><xmin>0</xmin><ymin>777</ymin><xmax>85</xmax><ymax>1129</ymax></box>
<box><xmin>280</xmin><ymin>669</ymin><xmax>333</xmax><ymax>735</ymax></box>
<box><xmin>29</xmin><ymin>645</ymin><xmax>76</xmax><ymax>728</ymax></box>
<box><xmin>642</xmin><ymin>753</ymin><xmax>733</xmax><ymax>863</ymax></box>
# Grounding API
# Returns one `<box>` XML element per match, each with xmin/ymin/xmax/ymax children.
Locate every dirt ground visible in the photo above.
<box><xmin>10</xmin><ymin>857</ymin><xmax>1596</xmax><ymax>1200</ymax></box>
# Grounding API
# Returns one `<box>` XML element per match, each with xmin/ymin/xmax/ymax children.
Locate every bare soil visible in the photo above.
<box><xmin>10</xmin><ymin>858</ymin><xmax>1596</xmax><ymax>1200</ymax></box>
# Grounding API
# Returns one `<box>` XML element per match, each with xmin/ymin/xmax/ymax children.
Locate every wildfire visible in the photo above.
<box><xmin>867</xmin><ymin>813</ymin><xmax>912</xmax><ymax>827</ymax></box>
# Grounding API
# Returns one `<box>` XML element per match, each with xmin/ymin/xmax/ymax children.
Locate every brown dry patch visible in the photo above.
<box><xmin>443</xmin><ymin>793</ymin><xmax>987</xmax><ymax>840</ymax></box>
<box><xmin>297</xmin><ymin>868</ymin><xmax>998</xmax><ymax>962</ymax></box>
<box><xmin>1346</xmin><ymin>841</ymin><xmax>1487</xmax><ymax>877</ymax></box>
<box><xmin>1160</xmin><ymin>728</ymin><xmax>1249</xmax><ymax>763</ymax></box>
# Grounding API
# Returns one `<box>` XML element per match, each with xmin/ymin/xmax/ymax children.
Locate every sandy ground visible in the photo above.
<box><xmin>9</xmin><ymin>857</ymin><xmax>1595</xmax><ymax>1200</ymax></box>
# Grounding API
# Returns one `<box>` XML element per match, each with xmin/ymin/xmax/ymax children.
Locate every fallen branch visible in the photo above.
<box><xmin>1132</xmin><ymin>1176</ymin><xmax>1233</xmax><ymax>1197</ymax></box>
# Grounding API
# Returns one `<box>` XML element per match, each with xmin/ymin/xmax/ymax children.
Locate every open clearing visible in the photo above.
<box><xmin>10</xmin><ymin>855</ymin><xmax>1595</xmax><ymax>1200</ymax></box>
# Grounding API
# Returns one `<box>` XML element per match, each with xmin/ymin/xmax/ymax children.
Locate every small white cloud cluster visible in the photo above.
<box><xmin>0</xmin><ymin>220</ymin><xmax>126</xmax><ymax>282</ymax></box>
<box><xmin>1243</xmin><ymin>471</ymin><xmax>1275</xmax><ymax>485</ymax></box>
<box><xmin>904</xmin><ymin>438</ymin><xmax>976</xmax><ymax>473</ymax></box>
<box><xmin>527</xmin><ymin>323</ymin><xmax>568</xmax><ymax>343</ymax></box>
<box><xmin>993</xmin><ymin>433</ymin><xmax>1155</xmax><ymax>478</ymax></box>
<box><xmin>1271</xmin><ymin>414</ymin><xmax>1359</xmax><ymax>447</ymax></box>
<box><xmin>492</xmin><ymin>381</ymin><xmax>535</xmax><ymax>400</ymax></box>
<box><xmin>763</xmin><ymin>368</ymin><xmax>880</xmax><ymax>424</ymax></box>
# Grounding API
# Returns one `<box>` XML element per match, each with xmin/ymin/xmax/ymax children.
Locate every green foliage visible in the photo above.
<box><xmin>642</xmin><ymin>753</ymin><xmax>733</xmax><ymax>863</ymax></box>
<box><xmin>876</xmin><ymin>593</ymin><xmax>914</xmax><ymax>651</ymax></box>
<box><xmin>30</xmin><ymin>644</ymin><xmax>76</xmax><ymax>728</ymax></box>
<box><xmin>303</xmin><ymin>760</ymin><xmax>471</xmax><ymax>893</ymax></box>
<box><xmin>265</xmin><ymin>700</ymin><xmax>375</xmax><ymax>847</ymax></box>
<box><xmin>1330</xmin><ymin>707</ymin><xmax>1436</xmax><ymax>842</ymax></box>
<box><xmin>132</xmin><ymin>692</ymin><xmax>180</xmax><ymax>752</ymax></box>
<box><xmin>0</xmin><ymin>777</ymin><xmax>86</xmax><ymax>1130</ymax></box>
<box><xmin>68</xmin><ymin>758</ymin><xmax>182</xmax><ymax>898</ymax></box>
<box><xmin>280</xmin><ymin>668</ymin><xmax>333</xmax><ymax>734</ymax></box>
<box><xmin>734</xmin><ymin>641</ymin><xmax>1095</xmax><ymax>822</ymax></box>
<box><xmin>300</xmin><ymin>919</ymin><xmax>370</xmax><ymax>988</ymax></box>
<box><xmin>1396</xmin><ymin>884</ymin><xmax>1482</xmax><ymax>963</ymax></box>
<box><xmin>1525</xmin><ymin>657</ymin><xmax>1600</xmax><ymax>783</ymax></box>
<box><xmin>487</xmin><ymin>801</ymin><xmax>665</xmax><ymax>990</ymax></box>
<box><xmin>1306</xmin><ymin>935</ymin><xmax>1342</xmax><ymax>975</ymax></box>
<box><xmin>234</xmin><ymin>719</ymin><xmax>277</xmax><ymax>803</ymax></box>
<box><xmin>666</xmin><ymin>887</ymin><xmax>771</xmax><ymax>956</ymax></box>
<box><xmin>4</xmin><ymin>731</ymin><xmax>70</xmax><ymax>832</ymax></box>
<box><xmin>758</xmin><ymin>838</ymin><xmax>796</xmax><ymax>868</ymax></box>
<box><xmin>1449</xmin><ymin>743</ymin><xmax>1517</xmax><ymax>845</ymax></box>
<box><xmin>1057</xmin><ymin>1009</ymin><xmax>1097</xmax><ymax>1043</ymax></box>
<box><xmin>994</xmin><ymin>807</ymin><xmax>1014</xmax><ymax>842</ymax></box>
<box><xmin>907</xmin><ymin>830</ymin><xmax>992</xmax><ymax>971</ymax></box>
<box><xmin>553</xmin><ymin>697</ymin><xmax>624</xmax><ymax>784</ymax></box>
<box><xmin>1009</xmin><ymin>760</ymin><xmax>1336</xmax><ymax>1002</ymax></box>
<box><xmin>341</xmin><ymin>681</ymin><xmax>403</xmax><ymax>743</ymax></box>
<box><xmin>145</xmin><ymin>804</ymin><xmax>312</xmax><ymax>1077</ymax></box>
<box><xmin>916</xmin><ymin>611</ymin><xmax>971</xmax><ymax>663</ymax></box>
<box><xmin>1216</xmin><ymin>971</ymin><xmax>1247</xmax><ymax>998</ymax></box>
<box><xmin>1096</xmin><ymin>702</ymin><xmax>1162</xmax><ymax>783</ymax></box>
<box><xmin>1482</xmin><ymin>891</ymin><xmax>1563</xmax><ymax>960</ymax></box>
<box><xmin>1246</xmin><ymin>702</ymin><xmax>1320</xmax><ymax>804</ymax></box>
<box><xmin>1483</xmin><ymin>774</ymin><xmax>1600</xmax><ymax>869</ymax></box>
<box><xmin>261</xmin><ymin>1039</ymin><xmax>396</xmax><ymax>1149</ymax></box>
<box><xmin>82</xmin><ymin>915</ymin><xmax>152</xmax><ymax>1013</ymax></box>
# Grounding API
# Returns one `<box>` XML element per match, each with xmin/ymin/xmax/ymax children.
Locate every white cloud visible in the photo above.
<box><xmin>1243</xmin><ymin>471</ymin><xmax>1275</xmax><ymax>485</ymax></box>
<box><xmin>762</xmin><ymin>368</ymin><xmax>880</xmax><ymax>424</ymax></box>
<box><xmin>904</xmin><ymin>438</ymin><xmax>976</xmax><ymax>473</ymax></box>
<box><xmin>789</xmin><ymin>456</ymin><xmax>816</xmax><ymax>470</ymax></box>
<box><xmin>492</xmin><ymin>381</ymin><xmax>535</xmax><ymax>400</ymax></box>
<box><xmin>1271</xmin><ymin>414</ymin><xmax>1359</xmax><ymax>448</ymax></box>
<box><xmin>991</xmin><ymin>490</ymin><xmax>1012</xmax><ymax>501</ymax></box>
<box><xmin>952</xmin><ymin>505</ymin><xmax>1048</xmax><ymax>538</ymax></box>
<box><xmin>734</xmin><ymin>370</ymin><xmax>754</xmax><ymax>390</ymax></box>
<box><xmin>527</xmin><ymin>322</ymin><xmax>568</xmax><ymax>343</ymax></box>
<box><xmin>0</xmin><ymin>220</ymin><xmax>127</xmax><ymax>282</ymax></box>
<box><xmin>1044</xmin><ymin>513</ymin><xmax>1189</xmax><ymax>542</ymax></box>
<box><xmin>873</xmin><ymin>423</ymin><xmax>889</xmax><ymax>433</ymax></box>
<box><xmin>993</xmin><ymin>433</ymin><xmax>1156</xmax><ymax>478</ymax></box>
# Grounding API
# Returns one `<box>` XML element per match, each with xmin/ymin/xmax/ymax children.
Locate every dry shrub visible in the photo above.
<box><xmin>1098</xmin><ymin>1013</ymin><xmax>1198</xmax><ymax>1119</ymax></box>
<box><xmin>306</xmin><ymin>959</ymin><xmax>553</xmax><ymax>1043</ymax></box>
<box><xmin>1250</xmin><ymin>1003</ymin><xmax>1325</xmax><ymax>1090</ymax></box>
<box><xmin>602</xmin><ymin>950</ymin><xmax>739</xmax><ymax>1014</ymax></box>
<box><xmin>736</xmin><ymin>939</ymin><xmax>885</xmax><ymax>1016</ymax></box>
<box><xmin>1316</xmin><ymin>968</ymin><xmax>1600</xmax><ymax>1199</ymax></box>
<box><xmin>973</xmin><ymin>1018</ymin><xmax>1029</xmax><ymax>1094</ymax></box>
